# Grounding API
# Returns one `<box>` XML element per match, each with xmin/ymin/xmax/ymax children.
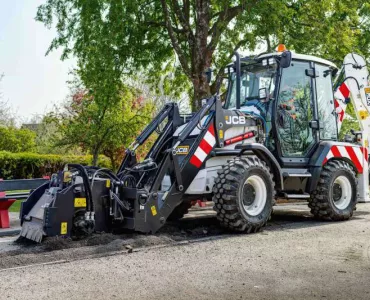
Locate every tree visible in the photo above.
<box><xmin>27</xmin><ymin>115</ymin><xmax>81</xmax><ymax>155</ymax></box>
<box><xmin>0</xmin><ymin>126</ymin><xmax>36</xmax><ymax>153</ymax></box>
<box><xmin>49</xmin><ymin>85</ymin><xmax>153</xmax><ymax>167</ymax></box>
<box><xmin>37</xmin><ymin>0</ymin><xmax>370</xmax><ymax>111</ymax></box>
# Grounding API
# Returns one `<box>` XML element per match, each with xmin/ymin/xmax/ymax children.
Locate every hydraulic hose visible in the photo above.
<box><xmin>68</xmin><ymin>164</ymin><xmax>94</xmax><ymax>213</ymax></box>
<box><xmin>91</xmin><ymin>168</ymin><xmax>120</xmax><ymax>182</ymax></box>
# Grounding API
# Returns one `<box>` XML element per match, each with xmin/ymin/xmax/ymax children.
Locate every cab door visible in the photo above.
<box><xmin>275</xmin><ymin>61</ymin><xmax>316</xmax><ymax>159</ymax></box>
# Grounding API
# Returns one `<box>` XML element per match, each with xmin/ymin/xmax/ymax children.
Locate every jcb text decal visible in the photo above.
<box><xmin>225</xmin><ymin>116</ymin><xmax>246</xmax><ymax>125</ymax></box>
<box><xmin>176</xmin><ymin>145</ymin><xmax>189</xmax><ymax>155</ymax></box>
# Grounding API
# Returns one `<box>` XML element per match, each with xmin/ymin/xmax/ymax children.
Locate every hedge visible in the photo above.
<box><xmin>0</xmin><ymin>151</ymin><xmax>111</xmax><ymax>179</ymax></box>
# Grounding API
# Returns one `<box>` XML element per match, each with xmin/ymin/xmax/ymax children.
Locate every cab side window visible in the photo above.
<box><xmin>276</xmin><ymin>61</ymin><xmax>314</xmax><ymax>157</ymax></box>
<box><xmin>315</xmin><ymin>64</ymin><xmax>337</xmax><ymax>140</ymax></box>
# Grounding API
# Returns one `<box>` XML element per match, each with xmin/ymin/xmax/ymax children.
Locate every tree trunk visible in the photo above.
<box><xmin>191</xmin><ymin>74</ymin><xmax>211</xmax><ymax>111</ymax></box>
<box><xmin>92</xmin><ymin>148</ymin><xmax>99</xmax><ymax>166</ymax></box>
<box><xmin>108</xmin><ymin>154</ymin><xmax>117</xmax><ymax>172</ymax></box>
<box><xmin>191</xmin><ymin>47</ymin><xmax>213</xmax><ymax>111</ymax></box>
<box><xmin>189</xmin><ymin>0</ymin><xmax>211</xmax><ymax>111</ymax></box>
<box><xmin>266</xmin><ymin>35</ymin><xmax>271</xmax><ymax>52</ymax></box>
<box><xmin>160</xmin><ymin>0</ymin><xmax>244</xmax><ymax>112</ymax></box>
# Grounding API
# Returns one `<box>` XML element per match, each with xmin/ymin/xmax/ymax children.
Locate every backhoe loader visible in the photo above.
<box><xmin>19</xmin><ymin>46</ymin><xmax>370</xmax><ymax>242</ymax></box>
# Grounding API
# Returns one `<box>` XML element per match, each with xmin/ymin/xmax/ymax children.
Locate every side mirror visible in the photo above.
<box><xmin>309</xmin><ymin>120</ymin><xmax>322</xmax><ymax>129</ymax></box>
<box><xmin>305</xmin><ymin>68</ymin><xmax>318</xmax><ymax>78</ymax></box>
<box><xmin>259</xmin><ymin>88</ymin><xmax>269</xmax><ymax>102</ymax></box>
<box><xmin>280</xmin><ymin>51</ymin><xmax>292</xmax><ymax>68</ymax></box>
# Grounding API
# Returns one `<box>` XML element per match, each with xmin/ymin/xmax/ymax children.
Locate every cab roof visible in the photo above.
<box><xmin>257</xmin><ymin>51</ymin><xmax>338</xmax><ymax>70</ymax></box>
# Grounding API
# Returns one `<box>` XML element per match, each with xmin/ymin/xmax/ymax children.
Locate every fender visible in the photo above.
<box><xmin>307</xmin><ymin>141</ymin><xmax>367</xmax><ymax>192</ymax></box>
<box><xmin>235</xmin><ymin>143</ymin><xmax>284</xmax><ymax>190</ymax></box>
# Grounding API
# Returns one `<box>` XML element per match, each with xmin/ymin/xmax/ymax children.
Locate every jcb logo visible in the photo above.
<box><xmin>176</xmin><ymin>145</ymin><xmax>189</xmax><ymax>155</ymax></box>
<box><xmin>225</xmin><ymin>116</ymin><xmax>246</xmax><ymax>125</ymax></box>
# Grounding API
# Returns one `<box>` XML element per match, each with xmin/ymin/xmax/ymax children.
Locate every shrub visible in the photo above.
<box><xmin>0</xmin><ymin>127</ymin><xmax>36</xmax><ymax>152</ymax></box>
<box><xmin>0</xmin><ymin>151</ymin><xmax>111</xmax><ymax>179</ymax></box>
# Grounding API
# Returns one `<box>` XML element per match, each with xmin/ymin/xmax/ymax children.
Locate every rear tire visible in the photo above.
<box><xmin>212</xmin><ymin>157</ymin><xmax>275</xmax><ymax>232</ymax></box>
<box><xmin>309</xmin><ymin>160</ymin><xmax>357</xmax><ymax>220</ymax></box>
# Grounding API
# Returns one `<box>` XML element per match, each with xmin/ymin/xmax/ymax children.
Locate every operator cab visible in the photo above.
<box><xmin>225</xmin><ymin>46</ymin><xmax>338</xmax><ymax>166</ymax></box>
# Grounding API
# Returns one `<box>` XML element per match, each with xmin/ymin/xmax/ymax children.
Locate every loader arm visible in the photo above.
<box><xmin>126</xmin><ymin>96</ymin><xmax>220</xmax><ymax>233</ymax></box>
<box><xmin>117</xmin><ymin>103</ymin><xmax>182</xmax><ymax>174</ymax></box>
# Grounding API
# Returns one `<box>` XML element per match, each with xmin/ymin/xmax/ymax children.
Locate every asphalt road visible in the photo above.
<box><xmin>1</xmin><ymin>203</ymin><xmax>370</xmax><ymax>300</ymax></box>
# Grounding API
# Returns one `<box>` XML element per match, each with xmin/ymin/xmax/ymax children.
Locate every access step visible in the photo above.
<box><xmin>282</xmin><ymin>169</ymin><xmax>312</xmax><ymax>178</ymax></box>
<box><xmin>283</xmin><ymin>193</ymin><xmax>311</xmax><ymax>199</ymax></box>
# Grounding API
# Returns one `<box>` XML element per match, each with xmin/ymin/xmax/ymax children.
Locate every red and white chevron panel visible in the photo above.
<box><xmin>335</xmin><ymin>82</ymin><xmax>351</xmax><ymax>101</ymax></box>
<box><xmin>323</xmin><ymin>145</ymin><xmax>368</xmax><ymax>174</ymax></box>
<box><xmin>334</xmin><ymin>99</ymin><xmax>345</xmax><ymax>122</ymax></box>
<box><xmin>334</xmin><ymin>82</ymin><xmax>350</xmax><ymax>129</ymax></box>
<box><xmin>189</xmin><ymin>124</ymin><xmax>216</xmax><ymax>168</ymax></box>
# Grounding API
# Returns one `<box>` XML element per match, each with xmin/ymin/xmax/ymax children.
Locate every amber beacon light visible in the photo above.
<box><xmin>277</xmin><ymin>44</ymin><xmax>287</xmax><ymax>52</ymax></box>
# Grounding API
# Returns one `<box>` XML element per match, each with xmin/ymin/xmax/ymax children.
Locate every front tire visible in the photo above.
<box><xmin>212</xmin><ymin>157</ymin><xmax>275</xmax><ymax>233</ymax></box>
<box><xmin>309</xmin><ymin>160</ymin><xmax>357</xmax><ymax>221</ymax></box>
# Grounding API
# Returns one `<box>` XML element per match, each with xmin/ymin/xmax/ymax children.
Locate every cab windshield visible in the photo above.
<box><xmin>226</xmin><ymin>62</ymin><xmax>277</xmax><ymax>109</ymax></box>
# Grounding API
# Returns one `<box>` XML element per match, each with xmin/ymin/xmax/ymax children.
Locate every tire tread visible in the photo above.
<box><xmin>212</xmin><ymin>156</ymin><xmax>275</xmax><ymax>232</ymax></box>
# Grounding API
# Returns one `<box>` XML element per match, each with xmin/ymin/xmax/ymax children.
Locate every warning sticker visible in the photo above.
<box><xmin>74</xmin><ymin>197</ymin><xmax>87</xmax><ymax>208</ymax></box>
<box><xmin>219</xmin><ymin>129</ymin><xmax>224</xmax><ymax>139</ymax></box>
<box><xmin>106</xmin><ymin>179</ymin><xmax>111</xmax><ymax>188</ymax></box>
<box><xmin>365</xmin><ymin>87</ymin><xmax>370</xmax><ymax>106</ymax></box>
<box><xmin>63</xmin><ymin>171</ymin><xmax>72</xmax><ymax>183</ymax></box>
<box><xmin>359</xmin><ymin>110</ymin><xmax>369</xmax><ymax>120</ymax></box>
<box><xmin>61</xmin><ymin>222</ymin><xmax>67</xmax><ymax>235</ymax></box>
<box><xmin>151</xmin><ymin>205</ymin><xmax>157</xmax><ymax>216</ymax></box>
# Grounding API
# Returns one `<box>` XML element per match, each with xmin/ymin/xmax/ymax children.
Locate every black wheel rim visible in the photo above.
<box><xmin>333</xmin><ymin>182</ymin><xmax>342</xmax><ymax>202</ymax></box>
<box><xmin>242</xmin><ymin>183</ymin><xmax>256</xmax><ymax>207</ymax></box>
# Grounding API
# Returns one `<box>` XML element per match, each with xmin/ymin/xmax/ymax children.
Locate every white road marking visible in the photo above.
<box><xmin>0</xmin><ymin>260</ymin><xmax>68</xmax><ymax>272</ymax></box>
<box><xmin>0</xmin><ymin>238</ymin><xmax>16</xmax><ymax>243</ymax></box>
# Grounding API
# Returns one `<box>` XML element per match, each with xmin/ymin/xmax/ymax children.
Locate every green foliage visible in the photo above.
<box><xmin>339</xmin><ymin>118</ymin><xmax>361</xmax><ymax>140</ymax></box>
<box><xmin>0</xmin><ymin>127</ymin><xmax>36</xmax><ymax>153</ymax></box>
<box><xmin>339</xmin><ymin>102</ymin><xmax>361</xmax><ymax>140</ymax></box>
<box><xmin>33</xmin><ymin>115</ymin><xmax>83</xmax><ymax>155</ymax></box>
<box><xmin>36</xmin><ymin>0</ymin><xmax>370</xmax><ymax>110</ymax></box>
<box><xmin>0</xmin><ymin>151</ymin><xmax>111</xmax><ymax>179</ymax></box>
<box><xmin>9</xmin><ymin>200</ymin><xmax>21</xmax><ymax>213</ymax></box>
<box><xmin>48</xmin><ymin>84</ymin><xmax>154</xmax><ymax>168</ymax></box>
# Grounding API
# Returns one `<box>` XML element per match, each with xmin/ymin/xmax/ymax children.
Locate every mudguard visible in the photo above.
<box><xmin>307</xmin><ymin>141</ymin><xmax>367</xmax><ymax>192</ymax></box>
<box><xmin>236</xmin><ymin>143</ymin><xmax>284</xmax><ymax>190</ymax></box>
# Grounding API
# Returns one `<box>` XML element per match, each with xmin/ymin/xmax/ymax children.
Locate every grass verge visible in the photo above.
<box><xmin>9</xmin><ymin>200</ymin><xmax>22</xmax><ymax>212</ymax></box>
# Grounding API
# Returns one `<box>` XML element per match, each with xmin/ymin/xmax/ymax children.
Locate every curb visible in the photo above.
<box><xmin>0</xmin><ymin>228</ymin><xmax>20</xmax><ymax>237</ymax></box>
